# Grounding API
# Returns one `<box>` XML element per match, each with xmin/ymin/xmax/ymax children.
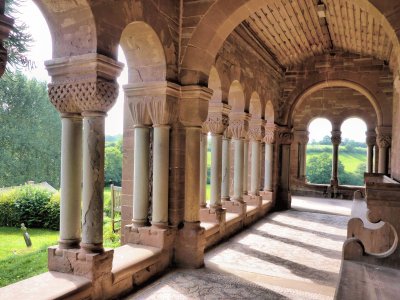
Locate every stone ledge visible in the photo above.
<box><xmin>111</xmin><ymin>244</ymin><xmax>162</xmax><ymax>284</ymax></box>
<box><xmin>246</xmin><ymin>205</ymin><xmax>259</xmax><ymax>216</ymax></box>
<box><xmin>201</xmin><ymin>222</ymin><xmax>220</xmax><ymax>237</ymax></box>
<box><xmin>0</xmin><ymin>271</ymin><xmax>91</xmax><ymax>300</ymax></box>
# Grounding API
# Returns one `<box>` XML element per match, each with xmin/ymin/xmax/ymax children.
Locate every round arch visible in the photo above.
<box><xmin>120</xmin><ymin>22</ymin><xmax>167</xmax><ymax>83</ymax></box>
<box><xmin>249</xmin><ymin>92</ymin><xmax>261</xmax><ymax>119</ymax></box>
<box><xmin>228</xmin><ymin>80</ymin><xmax>245</xmax><ymax>112</ymax></box>
<box><xmin>265</xmin><ymin>101</ymin><xmax>275</xmax><ymax>123</ymax></box>
<box><xmin>180</xmin><ymin>0</ymin><xmax>400</xmax><ymax>85</ymax></box>
<box><xmin>288</xmin><ymin>80</ymin><xmax>383</xmax><ymax>127</ymax></box>
<box><xmin>208</xmin><ymin>66</ymin><xmax>222</xmax><ymax>103</ymax></box>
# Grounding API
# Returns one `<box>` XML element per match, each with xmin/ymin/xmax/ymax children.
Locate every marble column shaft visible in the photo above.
<box><xmin>132</xmin><ymin>126</ymin><xmax>150</xmax><ymax>227</ymax></box>
<box><xmin>81</xmin><ymin>112</ymin><xmax>106</xmax><ymax>253</ymax></box>
<box><xmin>331</xmin><ymin>131</ymin><xmax>341</xmax><ymax>185</ymax></box>
<box><xmin>264</xmin><ymin>143</ymin><xmax>273</xmax><ymax>191</ymax></box>
<box><xmin>243</xmin><ymin>140</ymin><xmax>249</xmax><ymax>194</ymax></box>
<box><xmin>59</xmin><ymin>114</ymin><xmax>82</xmax><ymax>249</ymax></box>
<box><xmin>210</xmin><ymin>134</ymin><xmax>223</xmax><ymax>208</ymax></box>
<box><xmin>367</xmin><ymin>145</ymin><xmax>374</xmax><ymax>173</ymax></box>
<box><xmin>152</xmin><ymin>125</ymin><xmax>170</xmax><ymax>226</ymax></box>
<box><xmin>199</xmin><ymin>132</ymin><xmax>208</xmax><ymax>208</ymax></box>
<box><xmin>250</xmin><ymin>140</ymin><xmax>260</xmax><ymax>195</ymax></box>
<box><xmin>298</xmin><ymin>143</ymin><xmax>307</xmax><ymax>179</ymax></box>
<box><xmin>221</xmin><ymin>136</ymin><xmax>231</xmax><ymax>201</ymax></box>
<box><xmin>232</xmin><ymin>138</ymin><xmax>244</xmax><ymax>202</ymax></box>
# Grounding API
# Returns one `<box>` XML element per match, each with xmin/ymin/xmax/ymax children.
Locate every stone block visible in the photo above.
<box><xmin>175</xmin><ymin>221</ymin><xmax>206</xmax><ymax>268</ymax></box>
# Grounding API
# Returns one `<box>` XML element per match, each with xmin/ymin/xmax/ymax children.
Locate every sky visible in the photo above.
<box><xmin>17</xmin><ymin>2</ymin><xmax>367</xmax><ymax>141</ymax></box>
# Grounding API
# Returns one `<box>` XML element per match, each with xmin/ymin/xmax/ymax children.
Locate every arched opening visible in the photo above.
<box><xmin>208</xmin><ymin>66</ymin><xmax>222</xmax><ymax>103</ymax></box>
<box><xmin>306</xmin><ymin>118</ymin><xmax>333</xmax><ymax>185</ymax></box>
<box><xmin>249</xmin><ymin>92</ymin><xmax>261</xmax><ymax>119</ymax></box>
<box><xmin>228</xmin><ymin>80</ymin><xmax>245</xmax><ymax>113</ymax></box>
<box><xmin>265</xmin><ymin>101</ymin><xmax>275</xmax><ymax>123</ymax></box>
<box><xmin>339</xmin><ymin>118</ymin><xmax>368</xmax><ymax>186</ymax></box>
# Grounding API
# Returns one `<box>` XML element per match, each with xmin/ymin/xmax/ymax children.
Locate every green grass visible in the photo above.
<box><xmin>307</xmin><ymin>150</ymin><xmax>366</xmax><ymax>173</ymax></box>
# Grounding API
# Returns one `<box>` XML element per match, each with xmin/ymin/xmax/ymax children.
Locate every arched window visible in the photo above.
<box><xmin>339</xmin><ymin>118</ymin><xmax>367</xmax><ymax>186</ymax></box>
<box><xmin>306</xmin><ymin>118</ymin><xmax>333</xmax><ymax>184</ymax></box>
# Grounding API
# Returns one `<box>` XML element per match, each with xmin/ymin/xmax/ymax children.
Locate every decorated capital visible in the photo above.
<box><xmin>331</xmin><ymin>130</ymin><xmax>342</xmax><ymax>146</ymax></box>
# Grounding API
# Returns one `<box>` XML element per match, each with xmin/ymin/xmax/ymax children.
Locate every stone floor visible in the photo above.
<box><xmin>125</xmin><ymin>196</ymin><xmax>351</xmax><ymax>299</ymax></box>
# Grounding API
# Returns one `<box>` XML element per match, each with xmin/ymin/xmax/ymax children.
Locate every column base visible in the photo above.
<box><xmin>79</xmin><ymin>242</ymin><xmax>104</xmax><ymax>257</ymax></box>
<box><xmin>123</xmin><ymin>224</ymin><xmax>175</xmax><ymax>251</ymax></box>
<box><xmin>243</xmin><ymin>195</ymin><xmax>262</xmax><ymax>207</ymax></box>
<box><xmin>58</xmin><ymin>239</ymin><xmax>80</xmax><ymax>250</ymax></box>
<box><xmin>260</xmin><ymin>190</ymin><xmax>273</xmax><ymax>200</ymax></box>
<box><xmin>175</xmin><ymin>221</ymin><xmax>206</xmax><ymax>268</ymax></box>
<box><xmin>200</xmin><ymin>207</ymin><xmax>226</xmax><ymax>224</ymax></box>
<box><xmin>48</xmin><ymin>246</ymin><xmax>113</xmax><ymax>299</ymax></box>
<box><xmin>223</xmin><ymin>199</ymin><xmax>247</xmax><ymax>215</ymax></box>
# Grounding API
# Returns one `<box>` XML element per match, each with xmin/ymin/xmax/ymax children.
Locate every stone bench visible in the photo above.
<box><xmin>335</xmin><ymin>175</ymin><xmax>400</xmax><ymax>299</ymax></box>
<box><xmin>0</xmin><ymin>271</ymin><xmax>92</xmax><ymax>300</ymax></box>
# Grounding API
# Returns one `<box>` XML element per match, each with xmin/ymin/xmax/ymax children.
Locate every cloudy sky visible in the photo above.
<box><xmin>17</xmin><ymin>1</ymin><xmax>367</xmax><ymax>142</ymax></box>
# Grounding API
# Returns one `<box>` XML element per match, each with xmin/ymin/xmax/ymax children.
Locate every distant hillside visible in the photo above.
<box><xmin>106</xmin><ymin>135</ymin><xmax>122</xmax><ymax>143</ymax></box>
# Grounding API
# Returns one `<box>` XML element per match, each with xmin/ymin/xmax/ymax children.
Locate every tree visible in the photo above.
<box><xmin>0</xmin><ymin>71</ymin><xmax>61</xmax><ymax>187</ymax></box>
<box><xmin>306</xmin><ymin>153</ymin><xmax>332</xmax><ymax>184</ymax></box>
<box><xmin>104</xmin><ymin>139</ymin><xmax>122</xmax><ymax>185</ymax></box>
<box><xmin>4</xmin><ymin>0</ymin><xmax>34</xmax><ymax>72</ymax></box>
<box><xmin>320</xmin><ymin>135</ymin><xmax>332</xmax><ymax>145</ymax></box>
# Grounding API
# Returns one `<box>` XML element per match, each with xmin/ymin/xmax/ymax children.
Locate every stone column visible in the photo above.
<box><xmin>199</xmin><ymin>128</ymin><xmax>208</xmax><ymax>208</ymax></box>
<box><xmin>376</xmin><ymin>127</ymin><xmax>392</xmax><ymax>174</ymax></box>
<box><xmin>330</xmin><ymin>130</ymin><xmax>342</xmax><ymax>187</ymax></box>
<box><xmin>221</xmin><ymin>130</ymin><xmax>231</xmax><ymax>201</ymax></box>
<box><xmin>263</xmin><ymin>125</ymin><xmax>275</xmax><ymax>192</ymax></box>
<box><xmin>248</xmin><ymin>121</ymin><xmax>263</xmax><ymax>196</ymax></box>
<box><xmin>228</xmin><ymin>115</ymin><xmax>248</xmax><ymax>203</ymax></box>
<box><xmin>366</xmin><ymin>130</ymin><xmax>376</xmax><ymax>173</ymax></box>
<box><xmin>243</xmin><ymin>139</ymin><xmax>249</xmax><ymax>195</ymax></box>
<box><xmin>175</xmin><ymin>85</ymin><xmax>212</xmax><ymax>268</ymax></box>
<box><xmin>58</xmin><ymin>114</ymin><xmax>82</xmax><ymax>249</ymax></box>
<box><xmin>276</xmin><ymin>127</ymin><xmax>293</xmax><ymax>210</ymax></box>
<box><xmin>374</xmin><ymin>146</ymin><xmax>380</xmax><ymax>173</ymax></box>
<box><xmin>296</xmin><ymin>131</ymin><xmax>309</xmax><ymax>181</ymax></box>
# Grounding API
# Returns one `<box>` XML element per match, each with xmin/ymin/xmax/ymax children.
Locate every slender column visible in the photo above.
<box><xmin>376</xmin><ymin>127</ymin><xmax>392</xmax><ymax>174</ymax></box>
<box><xmin>233</xmin><ymin>138</ymin><xmax>244</xmax><ymax>201</ymax></box>
<box><xmin>331</xmin><ymin>130</ymin><xmax>342</xmax><ymax>186</ymax></box>
<box><xmin>199</xmin><ymin>130</ymin><xmax>208</xmax><ymax>208</ymax></box>
<box><xmin>243</xmin><ymin>140</ymin><xmax>249</xmax><ymax>195</ymax></box>
<box><xmin>132</xmin><ymin>125</ymin><xmax>150</xmax><ymax>227</ymax></box>
<box><xmin>59</xmin><ymin>114</ymin><xmax>82</xmax><ymax>249</ymax></box>
<box><xmin>221</xmin><ymin>132</ymin><xmax>231</xmax><ymax>201</ymax></box>
<box><xmin>263</xmin><ymin>125</ymin><xmax>275</xmax><ymax>191</ymax></box>
<box><xmin>366</xmin><ymin>130</ymin><xmax>376</xmax><ymax>173</ymax></box>
<box><xmin>250</xmin><ymin>140</ymin><xmax>261</xmax><ymax>195</ymax></box>
<box><xmin>210</xmin><ymin>134</ymin><xmax>223</xmax><ymax>208</ymax></box>
<box><xmin>296</xmin><ymin>131</ymin><xmax>309</xmax><ymax>181</ymax></box>
<box><xmin>151</xmin><ymin>125</ymin><xmax>170</xmax><ymax>227</ymax></box>
<box><xmin>374</xmin><ymin>146</ymin><xmax>380</xmax><ymax>173</ymax></box>
<box><xmin>276</xmin><ymin>127</ymin><xmax>293</xmax><ymax>209</ymax></box>
<box><xmin>81</xmin><ymin>112</ymin><xmax>107</xmax><ymax>253</ymax></box>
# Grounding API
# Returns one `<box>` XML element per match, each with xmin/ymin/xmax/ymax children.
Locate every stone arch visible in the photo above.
<box><xmin>265</xmin><ymin>101</ymin><xmax>275</xmax><ymax>123</ymax></box>
<box><xmin>228</xmin><ymin>80</ymin><xmax>245</xmax><ymax>112</ymax></box>
<box><xmin>120</xmin><ymin>22</ymin><xmax>167</xmax><ymax>83</ymax></box>
<box><xmin>180</xmin><ymin>0</ymin><xmax>400</xmax><ymax>85</ymax></box>
<box><xmin>340</xmin><ymin>117</ymin><xmax>370</xmax><ymax>132</ymax></box>
<box><xmin>208</xmin><ymin>66</ymin><xmax>223</xmax><ymax>103</ymax></box>
<box><xmin>307</xmin><ymin>117</ymin><xmax>333</xmax><ymax>132</ymax></box>
<box><xmin>249</xmin><ymin>92</ymin><xmax>261</xmax><ymax>119</ymax></box>
<box><xmin>288</xmin><ymin>80</ymin><xmax>383</xmax><ymax>128</ymax></box>
<box><xmin>33</xmin><ymin>0</ymin><xmax>97</xmax><ymax>58</ymax></box>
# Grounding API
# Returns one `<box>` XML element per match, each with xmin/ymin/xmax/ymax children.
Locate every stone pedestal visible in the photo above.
<box><xmin>222</xmin><ymin>199</ymin><xmax>247</xmax><ymax>216</ymax></box>
<box><xmin>175</xmin><ymin>222</ymin><xmax>206</xmax><ymax>268</ymax></box>
<box><xmin>123</xmin><ymin>225</ymin><xmax>174</xmax><ymax>252</ymax></box>
<box><xmin>48</xmin><ymin>247</ymin><xmax>113</xmax><ymax>299</ymax></box>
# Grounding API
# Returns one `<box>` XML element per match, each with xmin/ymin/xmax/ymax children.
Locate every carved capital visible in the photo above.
<box><xmin>278</xmin><ymin>128</ymin><xmax>294</xmax><ymax>145</ymax></box>
<box><xmin>264</xmin><ymin>124</ymin><xmax>276</xmax><ymax>144</ymax></box>
<box><xmin>294</xmin><ymin>130</ymin><xmax>309</xmax><ymax>145</ymax></box>
<box><xmin>148</xmin><ymin>96</ymin><xmax>178</xmax><ymax>126</ymax></box>
<box><xmin>365</xmin><ymin>130</ymin><xmax>376</xmax><ymax>147</ymax></box>
<box><xmin>248</xmin><ymin>120</ymin><xmax>264</xmax><ymax>141</ymax></box>
<box><xmin>128</xmin><ymin>100</ymin><xmax>151</xmax><ymax>126</ymax></box>
<box><xmin>377</xmin><ymin>134</ymin><xmax>391</xmax><ymax>149</ymax></box>
<box><xmin>331</xmin><ymin>130</ymin><xmax>342</xmax><ymax>146</ymax></box>
<box><xmin>205</xmin><ymin>113</ymin><xmax>229</xmax><ymax>135</ymax></box>
<box><xmin>228</xmin><ymin>113</ymin><xmax>249</xmax><ymax>139</ymax></box>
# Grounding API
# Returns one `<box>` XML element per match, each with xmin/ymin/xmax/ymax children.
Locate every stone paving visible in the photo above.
<box><xmin>125</xmin><ymin>197</ymin><xmax>351</xmax><ymax>299</ymax></box>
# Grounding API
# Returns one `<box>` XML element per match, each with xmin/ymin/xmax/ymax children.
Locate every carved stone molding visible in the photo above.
<box><xmin>278</xmin><ymin>127</ymin><xmax>294</xmax><ymax>145</ymax></box>
<box><xmin>148</xmin><ymin>96</ymin><xmax>178</xmax><ymax>126</ymax></box>
<box><xmin>331</xmin><ymin>130</ymin><xmax>342</xmax><ymax>146</ymax></box>
<box><xmin>294</xmin><ymin>130</ymin><xmax>309</xmax><ymax>145</ymax></box>
<box><xmin>228</xmin><ymin>113</ymin><xmax>249</xmax><ymax>139</ymax></box>
<box><xmin>205</xmin><ymin>113</ymin><xmax>229</xmax><ymax>135</ymax></box>
<box><xmin>128</xmin><ymin>100</ymin><xmax>151</xmax><ymax>126</ymax></box>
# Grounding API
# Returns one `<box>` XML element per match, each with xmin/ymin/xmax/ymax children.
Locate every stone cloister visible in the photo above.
<box><xmin>1</xmin><ymin>0</ymin><xmax>400</xmax><ymax>299</ymax></box>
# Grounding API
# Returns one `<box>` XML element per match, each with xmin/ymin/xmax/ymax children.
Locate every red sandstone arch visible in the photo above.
<box><xmin>228</xmin><ymin>80</ymin><xmax>245</xmax><ymax>112</ymax></box>
<box><xmin>264</xmin><ymin>101</ymin><xmax>274</xmax><ymax>123</ymax></box>
<box><xmin>33</xmin><ymin>0</ymin><xmax>97</xmax><ymax>58</ymax></box>
<box><xmin>208</xmin><ymin>66</ymin><xmax>223</xmax><ymax>103</ymax></box>
<box><xmin>288</xmin><ymin>80</ymin><xmax>384</xmax><ymax>128</ymax></box>
<box><xmin>120</xmin><ymin>22</ymin><xmax>167</xmax><ymax>83</ymax></box>
<box><xmin>249</xmin><ymin>92</ymin><xmax>261</xmax><ymax>119</ymax></box>
<box><xmin>180</xmin><ymin>0</ymin><xmax>400</xmax><ymax>85</ymax></box>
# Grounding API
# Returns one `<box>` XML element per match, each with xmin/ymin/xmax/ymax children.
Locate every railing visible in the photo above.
<box><xmin>110</xmin><ymin>184</ymin><xmax>122</xmax><ymax>233</ymax></box>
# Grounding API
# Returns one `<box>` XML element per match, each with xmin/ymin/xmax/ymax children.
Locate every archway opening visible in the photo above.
<box><xmin>339</xmin><ymin>118</ymin><xmax>368</xmax><ymax>186</ymax></box>
<box><xmin>306</xmin><ymin>118</ymin><xmax>333</xmax><ymax>185</ymax></box>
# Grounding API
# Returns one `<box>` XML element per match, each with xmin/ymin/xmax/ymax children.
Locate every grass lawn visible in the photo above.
<box><xmin>307</xmin><ymin>152</ymin><xmax>366</xmax><ymax>173</ymax></box>
<box><xmin>0</xmin><ymin>189</ymin><xmax>121</xmax><ymax>288</ymax></box>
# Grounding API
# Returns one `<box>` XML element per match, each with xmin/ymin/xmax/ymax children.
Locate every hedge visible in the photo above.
<box><xmin>0</xmin><ymin>185</ymin><xmax>60</xmax><ymax>230</ymax></box>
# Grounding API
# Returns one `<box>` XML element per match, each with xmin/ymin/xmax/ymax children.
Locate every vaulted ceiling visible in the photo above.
<box><xmin>243</xmin><ymin>0</ymin><xmax>393</xmax><ymax>66</ymax></box>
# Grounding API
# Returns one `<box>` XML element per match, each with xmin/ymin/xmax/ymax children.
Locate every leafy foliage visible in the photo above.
<box><xmin>0</xmin><ymin>185</ymin><xmax>59</xmax><ymax>229</ymax></box>
<box><xmin>105</xmin><ymin>139</ymin><xmax>122</xmax><ymax>185</ymax></box>
<box><xmin>0</xmin><ymin>71</ymin><xmax>61</xmax><ymax>187</ymax></box>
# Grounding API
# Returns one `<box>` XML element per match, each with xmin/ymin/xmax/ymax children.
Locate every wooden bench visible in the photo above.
<box><xmin>335</xmin><ymin>174</ymin><xmax>400</xmax><ymax>299</ymax></box>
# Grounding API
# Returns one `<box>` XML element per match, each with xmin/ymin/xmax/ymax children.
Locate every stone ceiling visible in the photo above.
<box><xmin>243</xmin><ymin>0</ymin><xmax>393</xmax><ymax>67</ymax></box>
